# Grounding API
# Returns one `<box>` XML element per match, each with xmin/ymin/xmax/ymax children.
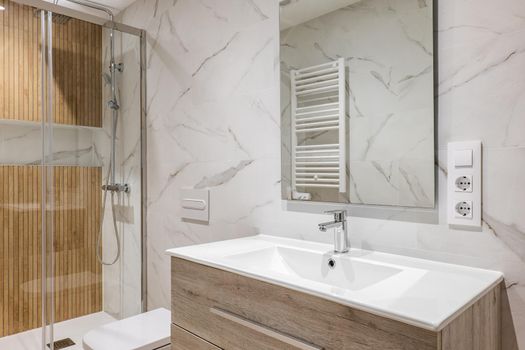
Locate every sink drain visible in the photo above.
<box><xmin>328</xmin><ymin>258</ymin><xmax>336</xmax><ymax>269</ymax></box>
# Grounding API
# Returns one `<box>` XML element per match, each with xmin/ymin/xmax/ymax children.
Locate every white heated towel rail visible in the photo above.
<box><xmin>291</xmin><ymin>58</ymin><xmax>346</xmax><ymax>193</ymax></box>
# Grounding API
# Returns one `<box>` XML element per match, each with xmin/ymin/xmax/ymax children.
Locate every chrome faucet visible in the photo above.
<box><xmin>318</xmin><ymin>210</ymin><xmax>349</xmax><ymax>253</ymax></box>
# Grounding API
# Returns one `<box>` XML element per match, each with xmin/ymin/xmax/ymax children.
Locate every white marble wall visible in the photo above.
<box><xmin>119</xmin><ymin>0</ymin><xmax>525</xmax><ymax>347</ymax></box>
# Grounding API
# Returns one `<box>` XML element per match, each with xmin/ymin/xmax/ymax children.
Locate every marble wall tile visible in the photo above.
<box><xmin>119</xmin><ymin>0</ymin><xmax>525</xmax><ymax>346</ymax></box>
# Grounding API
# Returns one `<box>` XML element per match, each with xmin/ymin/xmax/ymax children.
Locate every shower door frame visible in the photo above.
<box><xmin>13</xmin><ymin>1</ymin><xmax>148</xmax><ymax>348</ymax></box>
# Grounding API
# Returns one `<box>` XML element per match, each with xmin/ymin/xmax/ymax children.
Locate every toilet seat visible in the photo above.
<box><xmin>83</xmin><ymin>308</ymin><xmax>171</xmax><ymax>350</ymax></box>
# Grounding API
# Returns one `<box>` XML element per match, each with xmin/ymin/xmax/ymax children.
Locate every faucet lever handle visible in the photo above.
<box><xmin>323</xmin><ymin>209</ymin><xmax>346</xmax><ymax>221</ymax></box>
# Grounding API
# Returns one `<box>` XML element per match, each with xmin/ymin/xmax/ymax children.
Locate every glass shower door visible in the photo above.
<box><xmin>99</xmin><ymin>27</ymin><xmax>144</xmax><ymax>320</ymax></box>
<box><xmin>0</xmin><ymin>3</ymin><xmax>52</xmax><ymax>349</ymax></box>
<box><xmin>0</xmin><ymin>2</ymin><xmax>144</xmax><ymax>348</ymax></box>
<box><xmin>44</xmin><ymin>6</ymin><xmax>145</xmax><ymax>350</ymax></box>
<box><xmin>43</xmin><ymin>9</ymin><xmax>106</xmax><ymax>350</ymax></box>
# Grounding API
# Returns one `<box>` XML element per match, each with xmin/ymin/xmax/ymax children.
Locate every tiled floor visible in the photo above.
<box><xmin>0</xmin><ymin>312</ymin><xmax>116</xmax><ymax>350</ymax></box>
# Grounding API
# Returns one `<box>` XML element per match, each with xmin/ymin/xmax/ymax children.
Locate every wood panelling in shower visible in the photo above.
<box><xmin>0</xmin><ymin>0</ymin><xmax>102</xmax><ymax>127</ymax></box>
<box><xmin>0</xmin><ymin>166</ymin><xmax>102</xmax><ymax>337</ymax></box>
<box><xmin>0</xmin><ymin>0</ymin><xmax>105</xmax><ymax>337</ymax></box>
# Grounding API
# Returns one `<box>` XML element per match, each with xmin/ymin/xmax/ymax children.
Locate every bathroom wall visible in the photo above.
<box><xmin>119</xmin><ymin>0</ymin><xmax>525</xmax><ymax>347</ymax></box>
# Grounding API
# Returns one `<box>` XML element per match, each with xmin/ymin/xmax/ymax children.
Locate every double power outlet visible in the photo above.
<box><xmin>454</xmin><ymin>175</ymin><xmax>473</xmax><ymax>218</ymax></box>
<box><xmin>447</xmin><ymin>141</ymin><xmax>481</xmax><ymax>228</ymax></box>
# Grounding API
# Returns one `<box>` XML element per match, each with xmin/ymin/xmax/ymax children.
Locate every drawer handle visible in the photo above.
<box><xmin>209</xmin><ymin>307</ymin><xmax>323</xmax><ymax>350</ymax></box>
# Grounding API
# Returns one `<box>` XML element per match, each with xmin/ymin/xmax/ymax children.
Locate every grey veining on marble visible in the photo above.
<box><xmin>118</xmin><ymin>0</ymin><xmax>525</xmax><ymax>347</ymax></box>
<box><xmin>280</xmin><ymin>0</ymin><xmax>435</xmax><ymax>206</ymax></box>
<box><xmin>194</xmin><ymin>160</ymin><xmax>253</xmax><ymax>189</ymax></box>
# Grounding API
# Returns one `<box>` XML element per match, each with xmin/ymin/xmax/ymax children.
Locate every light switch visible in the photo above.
<box><xmin>181</xmin><ymin>188</ymin><xmax>209</xmax><ymax>222</ymax></box>
<box><xmin>454</xmin><ymin>149</ymin><xmax>473</xmax><ymax>167</ymax></box>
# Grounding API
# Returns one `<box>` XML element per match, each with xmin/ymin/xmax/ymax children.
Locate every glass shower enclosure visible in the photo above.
<box><xmin>0</xmin><ymin>1</ymin><xmax>146</xmax><ymax>349</ymax></box>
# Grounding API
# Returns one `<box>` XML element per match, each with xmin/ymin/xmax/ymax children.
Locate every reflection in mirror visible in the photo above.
<box><xmin>280</xmin><ymin>0</ymin><xmax>435</xmax><ymax>208</ymax></box>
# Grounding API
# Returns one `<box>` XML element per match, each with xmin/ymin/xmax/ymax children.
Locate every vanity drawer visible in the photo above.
<box><xmin>171</xmin><ymin>257</ymin><xmax>438</xmax><ymax>350</ymax></box>
<box><xmin>171</xmin><ymin>323</ymin><xmax>221</xmax><ymax>350</ymax></box>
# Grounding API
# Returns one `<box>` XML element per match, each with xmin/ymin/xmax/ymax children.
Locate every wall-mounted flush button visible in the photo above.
<box><xmin>181</xmin><ymin>188</ymin><xmax>209</xmax><ymax>222</ymax></box>
<box><xmin>455</xmin><ymin>175</ymin><xmax>473</xmax><ymax>193</ymax></box>
<box><xmin>455</xmin><ymin>201</ymin><xmax>472</xmax><ymax>219</ymax></box>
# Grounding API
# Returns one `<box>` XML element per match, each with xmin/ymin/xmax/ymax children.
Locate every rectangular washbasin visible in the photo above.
<box><xmin>166</xmin><ymin>234</ymin><xmax>503</xmax><ymax>331</ymax></box>
<box><xmin>224</xmin><ymin>246</ymin><xmax>402</xmax><ymax>291</ymax></box>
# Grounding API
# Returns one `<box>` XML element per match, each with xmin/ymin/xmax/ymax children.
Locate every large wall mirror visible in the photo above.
<box><xmin>280</xmin><ymin>0</ymin><xmax>435</xmax><ymax>208</ymax></box>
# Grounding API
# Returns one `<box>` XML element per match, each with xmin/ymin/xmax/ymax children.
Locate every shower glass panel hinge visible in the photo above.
<box><xmin>110</xmin><ymin>62</ymin><xmax>124</xmax><ymax>72</ymax></box>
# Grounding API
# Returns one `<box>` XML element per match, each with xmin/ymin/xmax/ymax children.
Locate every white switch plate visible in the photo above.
<box><xmin>447</xmin><ymin>141</ymin><xmax>481</xmax><ymax>228</ymax></box>
<box><xmin>181</xmin><ymin>188</ymin><xmax>209</xmax><ymax>222</ymax></box>
<box><xmin>454</xmin><ymin>149</ymin><xmax>473</xmax><ymax>167</ymax></box>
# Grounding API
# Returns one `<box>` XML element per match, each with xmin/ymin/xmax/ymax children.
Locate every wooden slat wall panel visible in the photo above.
<box><xmin>0</xmin><ymin>0</ymin><xmax>102</xmax><ymax>127</ymax></box>
<box><xmin>0</xmin><ymin>165</ymin><xmax>102</xmax><ymax>337</ymax></box>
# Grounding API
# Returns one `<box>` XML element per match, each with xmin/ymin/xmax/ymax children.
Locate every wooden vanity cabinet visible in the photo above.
<box><xmin>171</xmin><ymin>257</ymin><xmax>501</xmax><ymax>350</ymax></box>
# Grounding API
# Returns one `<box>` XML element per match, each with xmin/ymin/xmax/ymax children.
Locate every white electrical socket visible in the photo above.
<box><xmin>454</xmin><ymin>175</ymin><xmax>473</xmax><ymax>193</ymax></box>
<box><xmin>447</xmin><ymin>141</ymin><xmax>481</xmax><ymax>228</ymax></box>
<box><xmin>454</xmin><ymin>200</ymin><xmax>473</xmax><ymax>218</ymax></box>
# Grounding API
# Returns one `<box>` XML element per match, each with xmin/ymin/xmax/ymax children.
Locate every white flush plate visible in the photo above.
<box><xmin>181</xmin><ymin>188</ymin><xmax>209</xmax><ymax>222</ymax></box>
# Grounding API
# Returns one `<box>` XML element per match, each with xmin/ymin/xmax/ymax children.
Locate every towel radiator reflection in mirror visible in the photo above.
<box><xmin>291</xmin><ymin>58</ymin><xmax>346</xmax><ymax>195</ymax></box>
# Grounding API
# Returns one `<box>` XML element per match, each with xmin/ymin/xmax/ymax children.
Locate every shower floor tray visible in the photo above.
<box><xmin>0</xmin><ymin>311</ymin><xmax>116</xmax><ymax>350</ymax></box>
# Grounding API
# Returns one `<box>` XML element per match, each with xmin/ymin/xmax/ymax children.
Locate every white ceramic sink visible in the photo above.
<box><xmin>166</xmin><ymin>235</ymin><xmax>503</xmax><ymax>331</ymax></box>
<box><xmin>225</xmin><ymin>246</ymin><xmax>402</xmax><ymax>291</ymax></box>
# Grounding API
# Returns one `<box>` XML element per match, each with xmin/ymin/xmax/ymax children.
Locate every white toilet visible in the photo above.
<box><xmin>83</xmin><ymin>308</ymin><xmax>171</xmax><ymax>350</ymax></box>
